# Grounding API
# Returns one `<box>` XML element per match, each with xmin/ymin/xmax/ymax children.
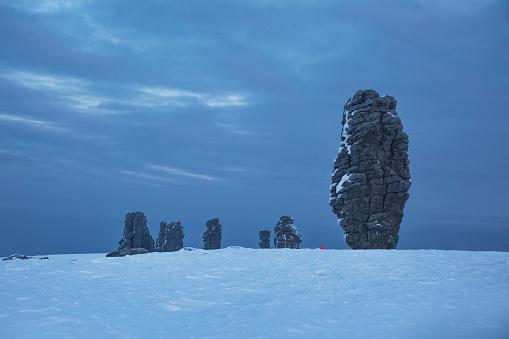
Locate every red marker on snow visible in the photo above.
<box><xmin>319</xmin><ymin>244</ymin><xmax>325</xmax><ymax>250</ymax></box>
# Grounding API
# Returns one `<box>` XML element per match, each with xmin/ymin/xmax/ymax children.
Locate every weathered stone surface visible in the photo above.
<box><xmin>259</xmin><ymin>230</ymin><xmax>271</xmax><ymax>249</ymax></box>
<box><xmin>274</xmin><ymin>216</ymin><xmax>302</xmax><ymax>249</ymax></box>
<box><xmin>106</xmin><ymin>247</ymin><xmax>149</xmax><ymax>257</ymax></box>
<box><xmin>203</xmin><ymin>218</ymin><xmax>222</xmax><ymax>250</ymax></box>
<box><xmin>330</xmin><ymin>90</ymin><xmax>411</xmax><ymax>249</ymax></box>
<box><xmin>155</xmin><ymin>221</ymin><xmax>185</xmax><ymax>252</ymax></box>
<box><xmin>118</xmin><ymin>212</ymin><xmax>155</xmax><ymax>252</ymax></box>
<box><xmin>2</xmin><ymin>254</ymin><xmax>49</xmax><ymax>261</ymax></box>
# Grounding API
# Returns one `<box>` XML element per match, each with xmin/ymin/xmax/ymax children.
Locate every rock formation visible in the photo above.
<box><xmin>203</xmin><ymin>218</ymin><xmax>222</xmax><ymax>250</ymax></box>
<box><xmin>118</xmin><ymin>211</ymin><xmax>155</xmax><ymax>252</ymax></box>
<box><xmin>155</xmin><ymin>221</ymin><xmax>185</xmax><ymax>252</ymax></box>
<box><xmin>274</xmin><ymin>216</ymin><xmax>302</xmax><ymax>249</ymax></box>
<box><xmin>330</xmin><ymin>90</ymin><xmax>411</xmax><ymax>249</ymax></box>
<box><xmin>259</xmin><ymin>230</ymin><xmax>271</xmax><ymax>249</ymax></box>
<box><xmin>2</xmin><ymin>254</ymin><xmax>48</xmax><ymax>261</ymax></box>
<box><xmin>106</xmin><ymin>248</ymin><xmax>149</xmax><ymax>257</ymax></box>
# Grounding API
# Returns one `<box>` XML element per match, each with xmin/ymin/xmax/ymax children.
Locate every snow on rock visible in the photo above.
<box><xmin>335</xmin><ymin>174</ymin><xmax>351</xmax><ymax>194</ymax></box>
<box><xmin>1</xmin><ymin>249</ymin><xmax>508</xmax><ymax>338</ymax></box>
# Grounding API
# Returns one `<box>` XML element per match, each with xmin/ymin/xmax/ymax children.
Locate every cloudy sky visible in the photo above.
<box><xmin>1</xmin><ymin>0</ymin><xmax>508</xmax><ymax>255</ymax></box>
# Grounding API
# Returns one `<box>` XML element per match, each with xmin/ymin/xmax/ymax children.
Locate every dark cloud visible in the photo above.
<box><xmin>0</xmin><ymin>0</ymin><xmax>508</xmax><ymax>255</ymax></box>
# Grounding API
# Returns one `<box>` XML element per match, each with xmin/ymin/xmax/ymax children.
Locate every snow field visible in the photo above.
<box><xmin>1</xmin><ymin>248</ymin><xmax>508</xmax><ymax>339</ymax></box>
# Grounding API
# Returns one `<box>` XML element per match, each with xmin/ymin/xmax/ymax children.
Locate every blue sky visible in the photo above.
<box><xmin>1</xmin><ymin>0</ymin><xmax>508</xmax><ymax>255</ymax></box>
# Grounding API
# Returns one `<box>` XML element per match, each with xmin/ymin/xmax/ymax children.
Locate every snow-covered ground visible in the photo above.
<box><xmin>1</xmin><ymin>248</ymin><xmax>508</xmax><ymax>339</ymax></box>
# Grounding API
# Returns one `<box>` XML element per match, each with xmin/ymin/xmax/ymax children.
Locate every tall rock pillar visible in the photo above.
<box><xmin>330</xmin><ymin>90</ymin><xmax>411</xmax><ymax>249</ymax></box>
<box><xmin>203</xmin><ymin>218</ymin><xmax>222</xmax><ymax>250</ymax></box>
<box><xmin>118</xmin><ymin>211</ymin><xmax>155</xmax><ymax>252</ymax></box>
<box><xmin>156</xmin><ymin>221</ymin><xmax>185</xmax><ymax>252</ymax></box>
<box><xmin>274</xmin><ymin>216</ymin><xmax>302</xmax><ymax>249</ymax></box>
<box><xmin>259</xmin><ymin>230</ymin><xmax>271</xmax><ymax>249</ymax></box>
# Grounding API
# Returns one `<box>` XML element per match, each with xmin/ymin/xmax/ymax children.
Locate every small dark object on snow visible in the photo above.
<box><xmin>274</xmin><ymin>216</ymin><xmax>302</xmax><ymax>249</ymax></box>
<box><xmin>38</xmin><ymin>257</ymin><xmax>49</xmax><ymax>260</ymax></box>
<box><xmin>203</xmin><ymin>218</ymin><xmax>222</xmax><ymax>250</ymax></box>
<box><xmin>259</xmin><ymin>230</ymin><xmax>271</xmax><ymax>248</ymax></box>
<box><xmin>2</xmin><ymin>254</ymin><xmax>32</xmax><ymax>261</ymax></box>
<box><xmin>106</xmin><ymin>247</ymin><xmax>149</xmax><ymax>257</ymax></box>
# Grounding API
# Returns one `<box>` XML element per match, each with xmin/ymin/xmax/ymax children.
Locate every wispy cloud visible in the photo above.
<box><xmin>80</xmin><ymin>16</ymin><xmax>163</xmax><ymax>54</ymax></box>
<box><xmin>0</xmin><ymin>148</ymin><xmax>35</xmax><ymax>162</ymax></box>
<box><xmin>6</xmin><ymin>0</ymin><xmax>159</xmax><ymax>54</ymax></box>
<box><xmin>10</xmin><ymin>0</ymin><xmax>85</xmax><ymax>14</ymax></box>
<box><xmin>120</xmin><ymin>170</ymin><xmax>177</xmax><ymax>183</ymax></box>
<box><xmin>215</xmin><ymin>122</ymin><xmax>255</xmax><ymax>136</ymax></box>
<box><xmin>0</xmin><ymin>113</ymin><xmax>70</xmax><ymax>133</ymax></box>
<box><xmin>1</xmin><ymin>70</ymin><xmax>85</xmax><ymax>92</ymax></box>
<box><xmin>223</xmin><ymin>166</ymin><xmax>252</xmax><ymax>173</ymax></box>
<box><xmin>139</xmin><ymin>86</ymin><xmax>248</xmax><ymax>108</ymax></box>
<box><xmin>148</xmin><ymin>164</ymin><xmax>217</xmax><ymax>181</ymax></box>
<box><xmin>1</xmin><ymin>69</ymin><xmax>250</xmax><ymax>114</ymax></box>
<box><xmin>0</xmin><ymin>69</ymin><xmax>111</xmax><ymax>113</ymax></box>
<box><xmin>205</xmin><ymin>95</ymin><xmax>248</xmax><ymax>108</ymax></box>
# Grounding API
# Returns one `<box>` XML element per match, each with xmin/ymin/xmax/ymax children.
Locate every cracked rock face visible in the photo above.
<box><xmin>259</xmin><ymin>230</ymin><xmax>271</xmax><ymax>249</ymax></box>
<box><xmin>203</xmin><ymin>218</ymin><xmax>222</xmax><ymax>250</ymax></box>
<box><xmin>156</xmin><ymin>221</ymin><xmax>185</xmax><ymax>252</ymax></box>
<box><xmin>330</xmin><ymin>90</ymin><xmax>411</xmax><ymax>249</ymax></box>
<box><xmin>118</xmin><ymin>212</ymin><xmax>155</xmax><ymax>252</ymax></box>
<box><xmin>274</xmin><ymin>216</ymin><xmax>302</xmax><ymax>249</ymax></box>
